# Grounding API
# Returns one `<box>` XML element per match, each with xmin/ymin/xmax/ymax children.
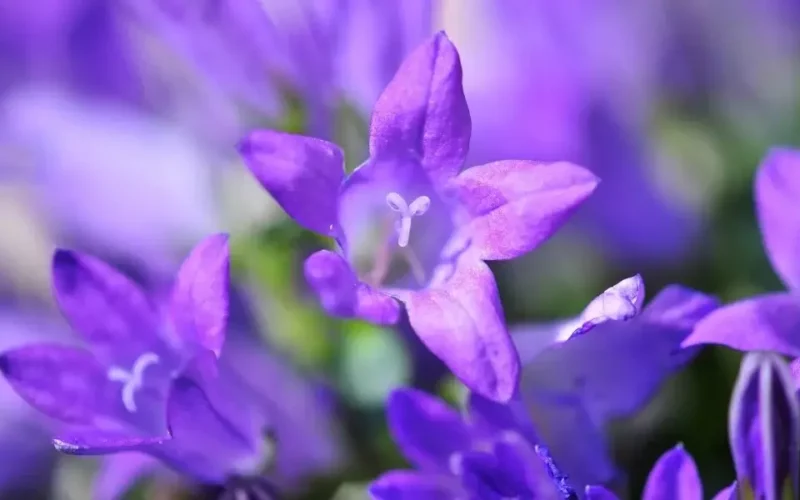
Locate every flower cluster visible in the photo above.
<box><xmin>0</xmin><ymin>7</ymin><xmax>798</xmax><ymax>500</ymax></box>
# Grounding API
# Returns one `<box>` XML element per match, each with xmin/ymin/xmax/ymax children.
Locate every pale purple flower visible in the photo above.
<box><xmin>515</xmin><ymin>276</ymin><xmax>718</xmax><ymax>489</ymax></box>
<box><xmin>0</xmin><ymin>235</ymin><xmax>270</xmax><ymax>485</ymax></box>
<box><xmin>239</xmin><ymin>32</ymin><xmax>598</xmax><ymax>402</ymax></box>
<box><xmin>683</xmin><ymin>148</ymin><xmax>800</xmax><ymax>355</ymax></box>
<box><xmin>587</xmin><ymin>352</ymin><xmax>800</xmax><ymax>500</ymax></box>
<box><xmin>368</xmin><ymin>388</ymin><xmax>574</xmax><ymax>500</ymax></box>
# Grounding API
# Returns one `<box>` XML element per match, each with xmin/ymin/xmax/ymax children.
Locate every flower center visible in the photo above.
<box><xmin>385</xmin><ymin>192</ymin><xmax>431</xmax><ymax>248</ymax></box>
<box><xmin>107</xmin><ymin>352</ymin><xmax>160</xmax><ymax>412</ymax></box>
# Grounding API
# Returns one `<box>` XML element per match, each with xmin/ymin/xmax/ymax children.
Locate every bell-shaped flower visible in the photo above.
<box><xmin>515</xmin><ymin>276</ymin><xmax>718</xmax><ymax>489</ymax></box>
<box><xmin>239</xmin><ymin>32</ymin><xmax>598</xmax><ymax>402</ymax></box>
<box><xmin>0</xmin><ymin>234</ymin><xmax>270</xmax><ymax>486</ymax></box>
<box><xmin>368</xmin><ymin>388</ymin><xmax>575</xmax><ymax>500</ymax></box>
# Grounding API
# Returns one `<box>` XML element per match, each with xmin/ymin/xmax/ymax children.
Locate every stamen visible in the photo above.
<box><xmin>107</xmin><ymin>352</ymin><xmax>160</xmax><ymax>412</ymax></box>
<box><xmin>385</xmin><ymin>192</ymin><xmax>430</xmax><ymax>248</ymax></box>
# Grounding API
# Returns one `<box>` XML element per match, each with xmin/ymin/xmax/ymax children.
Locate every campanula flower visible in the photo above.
<box><xmin>586</xmin><ymin>352</ymin><xmax>800</xmax><ymax>500</ymax></box>
<box><xmin>368</xmin><ymin>388</ymin><xmax>576</xmax><ymax>500</ymax></box>
<box><xmin>239</xmin><ymin>32</ymin><xmax>598</xmax><ymax>402</ymax></box>
<box><xmin>515</xmin><ymin>276</ymin><xmax>718</xmax><ymax>489</ymax></box>
<box><xmin>0</xmin><ymin>234</ymin><xmax>270</xmax><ymax>485</ymax></box>
<box><xmin>684</xmin><ymin>149</ymin><xmax>800</xmax><ymax>355</ymax></box>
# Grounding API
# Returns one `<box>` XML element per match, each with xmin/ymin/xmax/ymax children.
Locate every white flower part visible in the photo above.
<box><xmin>107</xmin><ymin>352</ymin><xmax>160</xmax><ymax>412</ymax></box>
<box><xmin>385</xmin><ymin>192</ymin><xmax>431</xmax><ymax>248</ymax></box>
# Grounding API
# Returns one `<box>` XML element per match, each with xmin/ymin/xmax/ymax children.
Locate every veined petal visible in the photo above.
<box><xmin>755</xmin><ymin>148</ymin><xmax>800</xmax><ymax>292</ymax></box>
<box><xmin>402</xmin><ymin>258</ymin><xmax>519</xmax><ymax>402</ymax></box>
<box><xmin>642</xmin><ymin>445</ymin><xmax>703</xmax><ymax>500</ymax></box>
<box><xmin>304</xmin><ymin>249</ymin><xmax>401</xmax><ymax>325</ymax></box>
<box><xmin>169</xmin><ymin>234</ymin><xmax>230</xmax><ymax>357</ymax></box>
<box><xmin>369</xmin><ymin>470</ymin><xmax>457</xmax><ymax>500</ymax></box>
<box><xmin>586</xmin><ymin>485</ymin><xmax>620</xmax><ymax>500</ymax></box>
<box><xmin>451</xmin><ymin>160</ymin><xmax>598</xmax><ymax>261</ymax></box>
<box><xmin>386</xmin><ymin>389</ymin><xmax>471</xmax><ymax>473</ymax></box>
<box><xmin>1</xmin><ymin>344</ymin><xmax>123</xmax><ymax>425</ymax></box>
<box><xmin>728</xmin><ymin>353</ymin><xmax>800</xmax><ymax>500</ymax></box>
<box><xmin>94</xmin><ymin>453</ymin><xmax>161</xmax><ymax>500</ymax></box>
<box><xmin>682</xmin><ymin>293</ymin><xmax>800</xmax><ymax>356</ymax></box>
<box><xmin>369</xmin><ymin>32</ymin><xmax>471</xmax><ymax>188</ymax></box>
<box><xmin>52</xmin><ymin>249</ymin><xmax>162</xmax><ymax>365</ymax></box>
<box><xmin>238</xmin><ymin>130</ymin><xmax>344</xmax><ymax>236</ymax></box>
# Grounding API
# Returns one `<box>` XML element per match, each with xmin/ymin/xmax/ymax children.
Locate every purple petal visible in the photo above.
<box><xmin>54</xmin><ymin>428</ymin><xmax>169</xmax><ymax>455</ymax></box>
<box><xmin>0</xmin><ymin>344</ymin><xmax>123</xmax><ymax>425</ymax></box>
<box><xmin>642</xmin><ymin>445</ymin><xmax>703</xmax><ymax>500</ymax></box>
<box><xmin>155</xmin><ymin>375</ymin><xmax>262</xmax><ymax>483</ymax></box>
<box><xmin>586</xmin><ymin>485</ymin><xmax>620</xmax><ymax>500</ymax></box>
<box><xmin>51</xmin><ymin>249</ymin><xmax>163</xmax><ymax>365</ymax></box>
<box><xmin>169</xmin><ymin>234</ymin><xmax>230</xmax><ymax>357</ymax></box>
<box><xmin>511</xmin><ymin>319</ymin><xmax>580</xmax><ymax>364</ymax></box>
<box><xmin>755</xmin><ymin>148</ymin><xmax>800</xmax><ymax>291</ymax></box>
<box><xmin>402</xmin><ymin>258</ymin><xmax>519</xmax><ymax>402</ymax></box>
<box><xmin>728</xmin><ymin>353</ymin><xmax>800</xmax><ymax>498</ymax></box>
<box><xmin>369</xmin><ymin>470</ymin><xmax>457</xmax><ymax>500</ymax></box>
<box><xmin>304</xmin><ymin>249</ymin><xmax>401</xmax><ymax>325</ymax></box>
<box><xmin>369</xmin><ymin>32</ymin><xmax>470</xmax><ymax>187</ymax></box>
<box><xmin>682</xmin><ymin>293</ymin><xmax>800</xmax><ymax>356</ymax></box>
<box><xmin>641</xmin><ymin>285</ymin><xmax>721</xmax><ymax>328</ymax></box>
<box><xmin>94</xmin><ymin>453</ymin><xmax>161</xmax><ymax>500</ymax></box>
<box><xmin>386</xmin><ymin>389</ymin><xmax>471</xmax><ymax>473</ymax></box>
<box><xmin>451</xmin><ymin>160</ymin><xmax>599</xmax><ymax>260</ymax></box>
<box><xmin>466</xmin><ymin>393</ymin><xmax>538</xmax><ymax>445</ymax></box>
<box><xmin>238</xmin><ymin>130</ymin><xmax>344</xmax><ymax>235</ymax></box>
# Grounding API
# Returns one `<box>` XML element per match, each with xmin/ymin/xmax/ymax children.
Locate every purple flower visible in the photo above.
<box><xmin>515</xmin><ymin>276</ymin><xmax>718</xmax><ymax>489</ymax></box>
<box><xmin>239</xmin><ymin>32</ymin><xmax>598</xmax><ymax>402</ymax></box>
<box><xmin>368</xmin><ymin>388</ymin><xmax>576</xmax><ymax>500</ymax></box>
<box><xmin>683</xmin><ymin>148</ymin><xmax>800</xmax><ymax>355</ymax></box>
<box><xmin>587</xmin><ymin>352</ymin><xmax>799</xmax><ymax>500</ymax></box>
<box><xmin>0</xmin><ymin>234</ymin><xmax>269</xmax><ymax>485</ymax></box>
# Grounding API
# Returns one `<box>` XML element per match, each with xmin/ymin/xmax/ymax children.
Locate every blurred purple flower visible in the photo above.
<box><xmin>239</xmin><ymin>32</ymin><xmax>598</xmax><ymax>402</ymax></box>
<box><xmin>0</xmin><ymin>1</ymin><xmax>142</xmax><ymax>102</ymax></box>
<box><xmin>588</xmin><ymin>352</ymin><xmax>799</xmax><ymax>500</ymax></box>
<box><xmin>368</xmin><ymin>388</ymin><xmax>575</xmax><ymax>500</ymax></box>
<box><xmin>0</xmin><ymin>235</ymin><xmax>272</xmax><ymax>485</ymax></box>
<box><xmin>448</xmin><ymin>1</ymin><xmax>700</xmax><ymax>266</ymax></box>
<box><xmin>1</xmin><ymin>87</ymin><xmax>221</xmax><ymax>273</ymax></box>
<box><xmin>515</xmin><ymin>276</ymin><xmax>718</xmax><ymax>489</ymax></box>
<box><xmin>124</xmin><ymin>0</ymin><xmax>432</xmax><ymax>140</ymax></box>
<box><xmin>684</xmin><ymin>148</ymin><xmax>800</xmax><ymax>354</ymax></box>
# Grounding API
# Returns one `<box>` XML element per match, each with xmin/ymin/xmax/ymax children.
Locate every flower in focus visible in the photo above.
<box><xmin>0</xmin><ymin>234</ymin><xmax>270</xmax><ymax>486</ymax></box>
<box><xmin>240</xmin><ymin>32</ymin><xmax>599</xmax><ymax>402</ymax></box>
<box><xmin>368</xmin><ymin>388</ymin><xmax>577</xmax><ymax>500</ymax></box>
<box><xmin>683</xmin><ymin>149</ymin><xmax>800</xmax><ymax>355</ymax></box>
<box><xmin>586</xmin><ymin>351</ymin><xmax>800</xmax><ymax>500</ymax></box>
<box><xmin>515</xmin><ymin>276</ymin><xmax>718</xmax><ymax>489</ymax></box>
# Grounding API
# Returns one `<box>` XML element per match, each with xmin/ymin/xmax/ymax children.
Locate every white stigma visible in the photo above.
<box><xmin>107</xmin><ymin>352</ymin><xmax>160</xmax><ymax>412</ymax></box>
<box><xmin>385</xmin><ymin>192</ymin><xmax>430</xmax><ymax>248</ymax></box>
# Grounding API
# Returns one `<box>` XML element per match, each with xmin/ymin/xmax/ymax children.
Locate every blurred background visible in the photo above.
<box><xmin>0</xmin><ymin>0</ymin><xmax>798</xmax><ymax>498</ymax></box>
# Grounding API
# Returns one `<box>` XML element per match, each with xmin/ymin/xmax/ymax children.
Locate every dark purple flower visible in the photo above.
<box><xmin>515</xmin><ymin>276</ymin><xmax>718</xmax><ymax>489</ymax></box>
<box><xmin>683</xmin><ymin>148</ymin><xmax>800</xmax><ymax>355</ymax></box>
<box><xmin>587</xmin><ymin>352</ymin><xmax>799</xmax><ymax>500</ymax></box>
<box><xmin>0</xmin><ymin>234</ymin><xmax>270</xmax><ymax>485</ymax></box>
<box><xmin>368</xmin><ymin>388</ymin><xmax>574</xmax><ymax>500</ymax></box>
<box><xmin>239</xmin><ymin>32</ymin><xmax>598</xmax><ymax>401</ymax></box>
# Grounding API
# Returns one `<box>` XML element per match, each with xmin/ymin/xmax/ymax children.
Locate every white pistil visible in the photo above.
<box><xmin>385</xmin><ymin>192</ymin><xmax>430</xmax><ymax>248</ymax></box>
<box><xmin>107</xmin><ymin>352</ymin><xmax>160</xmax><ymax>412</ymax></box>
